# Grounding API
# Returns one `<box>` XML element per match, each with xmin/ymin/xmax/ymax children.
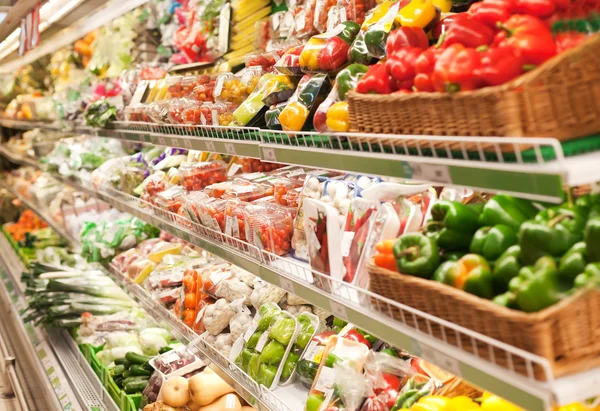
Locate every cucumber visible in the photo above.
<box><xmin>122</xmin><ymin>376</ymin><xmax>149</xmax><ymax>387</ymax></box>
<box><xmin>114</xmin><ymin>358</ymin><xmax>125</xmax><ymax>365</ymax></box>
<box><xmin>125</xmin><ymin>352</ymin><xmax>152</xmax><ymax>365</ymax></box>
<box><xmin>129</xmin><ymin>364</ymin><xmax>151</xmax><ymax>377</ymax></box>
<box><xmin>142</xmin><ymin>362</ymin><xmax>153</xmax><ymax>372</ymax></box>
<box><xmin>114</xmin><ymin>377</ymin><xmax>123</xmax><ymax>388</ymax></box>
<box><xmin>123</xmin><ymin>359</ymin><xmax>132</xmax><ymax>370</ymax></box>
<box><xmin>111</xmin><ymin>365</ymin><xmax>125</xmax><ymax>376</ymax></box>
<box><xmin>124</xmin><ymin>380</ymin><xmax>148</xmax><ymax>394</ymax></box>
<box><xmin>122</xmin><ymin>370</ymin><xmax>132</xmax><ymax>379</ymax></box>
<box><xmin>158</xmin><ymin>346</ymin><xmax>173</xmax><ymax>354</ymax></box>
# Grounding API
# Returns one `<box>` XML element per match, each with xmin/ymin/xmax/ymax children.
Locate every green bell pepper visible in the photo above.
<box><xmin>492</xmin><ymin>245</ymin><xmax>522</xmax><ymax>294</ymax></box>
<box><xmin>492</xmin><ymin>291</ymin><xmax>517</xmax><ymax>308</ymax></box>
<box><xmin>238</xmin><ymin>348</ymin><xmax>255</xmax><ymax>371</ymax></box>
<box><xmin>469</xmin><ymin>224</ymin><xmax>518</xmax><ymax>261</ymax></box>
<box><xmin>349</xmin><ymin>32</ymin><xmax>373</xmax><ymax>65</ymax></box>
<box><xmin>509</xmin><ymin>256</ymin><xmax>563</xmax><ymax>312</ymax></box>
<box><xmin>281</xmin><ymin>352</ymin><xmax>300</xmax><ymax>381</ymax></box>
<box><xmin>306</xmin><ymin>393</ymin><xmax>325</xmax><ymax>411</ymax></box>
<box><xmin>269</xmin><ymin>317</ymin><xmax>296</xmax><ymax>345</ymax></box>
<box><xmin>297</xmin><ymin>360</ymin><xmax>319</xmax><ymax>387</ymax></box>
<box><xmin>432</xmin><ymin>261</ymin><xmax>458</xmax><ymax>284</ymax></box>
<box><xmin>393</xmin><ymin>233</ymin><xmax>440</xmax><ymax>278</ymax></box>
<box><xmin>332</xmin><ymin>317</ymin><xmax>347</xmax><ymax>333</ymax></box>
<box><xmin>428</xmin><ymin>200</ymin><xmax>480</xmax><ymax>251</ymax></box>
<box><xmin>433</xmin><ymin>254</ymin><xmax>494</xmax><ymax>298</ymax></box>
<box><xmin>336</xmin><ymin>64</ymin><xmax>369</xmax><ymax>100</ymax></box>
<box><xmin>247</xmin><ymin>331</ymin><xmax>264</xmax><ymax>350</ymax></box>
<box><xmin>574</xmin><ymin>263</ymin><xmax>600</xmax><ymax>288</ymax></box>
<box><xmin>258</xmin><ymin>303</ymin><xmax>281</xmax><ymax>331</ymax></box>
<box><xmin>585</xmin><ymin>211</ymin><xmax>600</xmax><ymax>263</ymax></box>
<box><xmin>558</xmin><ymin>241</ymin><xmax>587</xmax><ymax>283</ymax></box>
<box><xmin>339</xmin><ymin>21</ymin><xmax>361</xmax><ymax>44</ymax></box>
<box><xmin>248</xmin><ymin>353</ymin><xmax>261</xmax><ymax>380</ymax></box>
<box><xmin>520</xmin><ymin>204</ymin><xmax>589</xmax><ymax>265</ymax></box>
<box><xmin>479</xmin><ymin>195</ymin><xmax>539</xmax><ymax>232</ymax></box>
<box><xmin>257</xmin><ymin>364</ymin><xmax>278</xmax><ymax>388</ymax></box>
<box><xmin>440</xmin><ymin>250</ymin><xmax>466</xmax><ymax>262</ymax></box>
<box><xmin>259</xmin><ymin>340</ymin><xmax>286</xmax><ymax>366</ymax></box>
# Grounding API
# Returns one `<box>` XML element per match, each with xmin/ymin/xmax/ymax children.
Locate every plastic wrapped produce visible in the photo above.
<box><xmin>155</xmin><ymin>186</ymin><xmax>186</xmax><ymax>221</ymax></box>
<box><xmin>279</xmin><ymin>74</ymin><xmax>331</xmax><ymax>131</ymax></box>
<box><xmin>231</xmin><ymin>74</ymin><xmax>279</xmax><ymax>126</ymax></box>
<box><xmin>203</xmin><ymin>298</ymin><xmax>236</xmax><ymax>335</ymax></box>
<box><xmin>274</xmin><ymin>45</ymin><xmax>304</xmax><ymax>75</ymax></box>
<box><xmin>248</xmin><ymin>203</ymin><xmax>294</xmax><ymax>256</ymax></box>
<box><xmin>216</xmin><ymin>276</ymin><xmax>253</xmax><ymax>304</ymax></box>
<box><xmin>250</xmin><ymin>278</ymin><xmax>287</xmax><ymax>309</ymax></box>
<box><xmin>179</xmin><ymin>161</ymin><xmax>227</xmax><ymax>192</ymax></box>
<box><xmin>280</xmin><ymin>312</ymin><xmax>319</xmax><ymax>384</ymax></box>
<box><xmin>230</xmin><ymin>304</ymin><xmax>253</xmax><ymax>341</ymax></box>
<box><xmin>299</xmin><ymin>22</ymin><xmax>361</xmax><ymax>72</ymax></box>
<box><xmin>215</xmin><ymin>67</ymin><xmax>262</xmax><ymax>105</ymax></box>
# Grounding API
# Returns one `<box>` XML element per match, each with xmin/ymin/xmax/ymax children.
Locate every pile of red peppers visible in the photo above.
<box><xmin>356</xmin><ymin>0</ymin><xmax>594</xmax><ymax>94</ymax></box>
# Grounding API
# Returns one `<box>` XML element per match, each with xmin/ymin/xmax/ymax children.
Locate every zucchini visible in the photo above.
<box><xmin>122</xmin><ymin>376</ymin><xmax>149</xmax><ymax>387</ymax></box>
<box><xmin>123</xmin><ymin>359</ymin><xmax>132</xmax><ymax>370</ymax></box>
<box><xmin>111</xmin><ymin>365</ymin><xmax>125</xmax><ymax>376</ymax></box>
<box><xmin>114</xmin><ymin>376</ymin><xmax>123</xmax><ymax>388</ymax></box>
<box><xmin>124</xmin><ymin>380</ymin><xmax>148</xmax><ymax>394</ymax></box>
<box><xmin>143</xmin><ymin>362</ymin><xmax>153</xmax><ymax>372</ymax></box>
<box><xmin>122</xmin><ymin>370</ymin><xmax>132</xmax><ymax>379</ymax></box>
<box><xmin>129</xmin><ymin>364</ymin><xmax>151</xmax><ymax>377</ymax></box>
<box><xmin>114</xmin><ymin>358</ymin><xmax>125</xmax><ymax>365</ymax></box>
<box><xmin>125</xmin><ymin>352</ymin><xmax>152</xmax><ymax>365</ymax></box>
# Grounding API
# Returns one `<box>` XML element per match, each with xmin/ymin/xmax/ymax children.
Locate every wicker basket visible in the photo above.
<box><xmin>367</xmin><ymin>261</ymin><xmax>600</xmax><ymax>379</ymax></box>
<box><xmin>348</xmin><ymin>34</ymin><xmax>600</xmax><ymax>142</ymax></box>
<box><xmin>435</xmin><ymin>378</ymin><xmax>481</xmax><ymax>399</ymax></box>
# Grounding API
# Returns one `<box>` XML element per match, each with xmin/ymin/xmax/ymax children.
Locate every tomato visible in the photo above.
<box><xmin>183</xmin><ymin>309</ymin><xmax>196</xmax><ymax>327</ymax></box>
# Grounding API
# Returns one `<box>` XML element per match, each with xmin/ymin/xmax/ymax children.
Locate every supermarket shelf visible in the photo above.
<box><xmin>0</xmin><ymin>234</ymin><xmax>119</xmax><ymax>411</ymax></box>
<box><xmin>0</xmin><ymin>119</ymin><xmax>585</xmax><ymax>202</ymax></box>
<box><xmin>3</xmin><ymin>149</ymin><xmax>600</xmax><ymax>409</ymax></box>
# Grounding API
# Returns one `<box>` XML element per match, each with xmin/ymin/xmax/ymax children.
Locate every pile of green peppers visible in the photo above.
<box><xmin>391</xmin><ymin>193</ymin><xmax>600</xmax><ymax>313</ymax></box>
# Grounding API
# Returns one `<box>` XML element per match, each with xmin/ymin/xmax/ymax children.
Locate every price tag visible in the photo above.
<box><xmin>158</xmin><ymin>136</ymin><xmax>167</xmax><ymax>146</ymax></box>
<box><xmin>205</xmin><ymin>141</ymin><xmax>216</xmax><ymax>152</ymax></box>
<box><xmin>183</xmin><ymin>138</ymin><xmax>193</xmax><ymax>149</ymax></box>
<box><xmin>224</xmin><ymin>143</ymin><xmax>236</xmax><ymax>155</ymax></box>
<box><xmin>412</xmin><ymin>340</ymin><xmax>462</xmax><ymax>377</ymax></box>
<box><xmin>329</xmin><ymin>300</ymin><xmax>348</xmax><ymax>321</ymax></box>
<box><xmin>279</xmin><ymin>277</ymin><xmax>295</xmax><ymax>294</ymax></box>
<box><xmin>262</xmin><ymin>147</ymin><xmax>277</xmax><ymax>162</ymax></box>
<box><xmin>170</xmin><ymin>137</ymin><xmax>180</xmax><ymax>147</ymax></box>
<box><xmin>406</xmin><ymin>162</ymin><xmax>452</xmax><ymax>184</ymax></box>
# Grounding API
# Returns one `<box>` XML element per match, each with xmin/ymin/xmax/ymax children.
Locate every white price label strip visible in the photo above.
<box><xmin>205</xmin><ymin>141</ymin><xmax>216</xmax><ymax>152</ymax></box>
<box><xmin>329</xmin><ymin>300</ymin><xmax>348</xmax><ymax>321</ymax></box>
<box><xmin>224</xmin><ymin>143</ymin><xmax>236</xmax><ymax>155</ymax></box>
<box><xmin>262</xmin><ymin>147</ymin><xmax>277</xmax><ymax>162</ymax></box>
<box><xmin>407</xmin><ymin>162</ymin><xmax>452</xmax><ymax>184</ymax></box>
<box><xmin>412</xmin><ymin>340</ymin><xmax>462</xmax><ymax>377</ymax></box>
<box><xmin>279</xmin><ymin>277</ymin><xmax>295</xmax><ymax>294</ymax></box>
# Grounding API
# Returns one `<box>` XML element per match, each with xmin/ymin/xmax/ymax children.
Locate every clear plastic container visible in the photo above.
<box><xmin>182</xmin><ymin>191</ymin><xmax>210</xmax><ymax>225</ymax></box>
<box><xmin>215</xmin><ymin>67</ymin><xmax>263</xmax><ymax>106</ymax></box>
<box><xmin>183</xmin><ymin>101</ymin><xmax>237</xmax><ymax>126</ymax></box>
<box><xmin>274</xmin><ymin>45</ymin><xmax>304</xmax><ymax>75</ymax></box>
<box><xmin>179</xmin><ymin>160</ymin><xmax>228</xmax><ymax>192</ymax></box>
<box><xmin>271</xmin><ymin>177</ymin><xmax>304</xmax><ymax>206</ymax></box>
<box><xmin>191</xmin><ymin>74</ymin><xmax>218</xmax><ymax>102</ymax></box>
<box><xmin>198</xmin><ymin>198</ymin><xmax>228</xmax><ymax>233</ymax></box>
<box><xmin>238</xmin><ymin>158</ymin><xmax>284</xmax><ymax>173</ymax></box>
<box><xmin>150</xmin><ymin>346</ymin><xmax>202</xmax><ymax>377</ymax></box>
<box><xmin>155</xmin><ymin>185</ymin><xmax>186</xmax><ymax>221</ymax></box>
<box><xmin>248</xmin><ymin>204</ymin><xmax>294</xmax><ymax>256</ymax></box>
<box><xmin>120</xmin><ymin>166</ymin><xmax>148</xmax><ymax>195</ymax></box>
<box><xmin>225</xmin><ymin>199</ymin><xmax>250</xmax><ymax>241</ymax></box>
<box><xmin>222</xmin><ymin>180</ymin><xmax>273</xmax><ymax>202</ymax></box>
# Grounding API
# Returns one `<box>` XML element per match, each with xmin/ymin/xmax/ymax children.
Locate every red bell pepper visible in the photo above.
<box><xmin>413</xmin><ymin>47</ymin><xmax>443</xmax><ymax>92</ymax></box>
<box><xmin>373</xmin><ymin>373</ymin><xmax>401</xmax><ymax>408</ymax></box>
<box><xmin>477</xmin><ymin>46</ymin><xmax>523</xmax><ymax>86</ymax></box>
<box><xmin>432</xmin><ymin>13</ymin><xmax>468</xmax><ymax>40</ymax></box>
<box><xmin>432</xmin><ymin>44</ymin><xmax>482</xmax><ymax>92</ymax></box>
<box><xmin>468</xmin><ymin>1</ymin><xmax>512</xmax><ymax>28</ymax></box>
<box><xmin>555</xmin><ymin>31</ymin><xmax>587</xmax><ymax>52</ymax></box>
<box><xmin>318</xmin><ymin>36</ymin><xmax>351</xmax><ymax>71</ymax></box>
<box><xmin>344</xmin><ymin>329</ymin><xmax>372</xmax><ymax>348</ymax></box>
<box><xmin>356</xmin><ymin>64</ymin><xmax>393</xmax><ymax>94</ymax></box>
<box><xmin>439</xmin><ymin>15</ymin><xmax>496</xmax><ymax>48</ymax></box>
<box><xmin>495</xmin><ymin>14</ymin><xmax>557</xmax><ymax>65</ymax></box>
<box><xmin>514</xmin><ymin>0</ymin><xmax>556</xmax><ymax>19</ymax></box>
<box><xmin>386</xmin><ymin>27</ymin><xmax>429</xmax><ymax>55</ymax></box>
<box><xmin>385</xmin><ymin>47</ymin><xmax>423</xmax><ymax>90</ymax></box>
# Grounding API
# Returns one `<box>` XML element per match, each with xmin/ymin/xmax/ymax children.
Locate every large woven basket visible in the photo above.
<box><xmin>367</xmin><ymin>261</ymin><xmax>600</xmax><ymax>379</ymax></box>
<box><xmin>348</xmin><ymin>34</ymin><xmax>600</xmax><ymax>141</ymax></box>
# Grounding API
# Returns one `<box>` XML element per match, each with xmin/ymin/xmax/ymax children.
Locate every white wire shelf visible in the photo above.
<box><xmin>3</xmin><ymin>119</ymin><xmax>594</xmax><ymax>202</ymax></box>
<box><xmin>0</xmin><ymin>234</ymin><xmax>119</xmax><ymax>411</ymax></box>
<box><xmin>2</xmin><ymin>145</ymin><xmax>600</xmax><ymax>410</ymax></box>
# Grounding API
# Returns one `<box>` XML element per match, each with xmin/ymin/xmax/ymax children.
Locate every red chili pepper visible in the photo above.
<box><xmin>477</xmin><ymin>46</ymin><xmax>523</xmax><ymax>86</ymax></box>
<box><xmin>385</xmin><ymin>47</ymin><xmax>423</xmax><ymax>90</ymax></box>
<box><xmin>514</xmin><ymin>0</ymin><xmax>556</xmax><ymax>18</ymax></box>
<box><xmin>555</xmin><ymin>31</ymin><xmax>587</xmax><ymax>52</ymax></box>
<box><xmin>414</xmin><ymin>47</ymin><xmax>443</xmax><ymax>92</ymax></box>
<box><xmin>432</xmin><ymin>43</ymin><xmax>482</xmax><ymax>92</ymax></box>
<box><xmin>356</xmin><ymin>64</ymin><xmax>394</xmax><ymax>94</ymax></box>
<box><xmin>468</xmin><ymin>1</ymin><xmax>512</xmax><ymax>28</ymax></box>
<box><xmin>439</xmin><ymin>15</ymin><xmax>496</xmax><ymax>48</ymax></box>
<box><xmin>495</xmin><ymin>14</ymin><xmax>557</xmax><ymax>66</ymax></box>
<box><xmin>317</xmin><ymin>37</ymin><xmax>350</xmax><ymax>71</ymax></box>
<box><xmin>344</xmin><ymin>329</ymin><xmax>372</xmax><ymax>348</ymax></box>
<box><xmin>386</xmin><ymin>27</ymin><xmax>429</xmax><ymax>55</ymax></box>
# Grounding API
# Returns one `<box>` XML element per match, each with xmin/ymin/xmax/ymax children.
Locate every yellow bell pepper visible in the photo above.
<box><xmin>396</xmin><ymin>0</ymin><xmax>437</xmax><ymax>28</ymax></box>
<box><xmin>364</xmin><ymin>0</ymin><xmax>394</xmax><ymax>28</ymax></box>
<box><xmin>412</xmin><ymin>396</ymin><xmax>451</xmax><ymax>411</ymax></box>
<box><xmin>279</xmin><ymin>102</ymin><xmax>309</xmax><ymax>131</ymax></box>
<box><xmin>432</xmin><ymin>0</ymin><xmax>452</xmax><ymax>12</ymax></box>
<box><xmin>480</xmin><ymin>394</ymin><xmax>524</xmax><ymax>411</ymax></box>
<box><xmin>326</xmin><ymin>101</ymin><xmax>350</xmax><ymax>132</ymax></box>
<box><xmin>556</xmin><ymin>403</ymin><xmax>598</xmax><ymax>411</ymax></box>
<box><xmin>446</xmin><ymin>396</ymin><xmax>480</xmax><ymax>410</ymax></box>
<box><xmin>299</xmin><ymin>38</ymin><xmax>326</xmax><ymax>71</ymax></box>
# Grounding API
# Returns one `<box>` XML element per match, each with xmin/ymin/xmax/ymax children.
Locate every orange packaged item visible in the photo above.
<box><xmin>154</xmin><ymin>185</ymin><xmax>186</xmax><ymax>221</ymax></box>
<box><xmin>199</xmin><ymin>264</ymin><xmax>233</xmax><ymax>298</ymax></box>
<box><xmin>214</xmin><ymin>68</ymin><xmax>263</xmax><ymax>106</ymax></box>
<box><xmin>224</xmin><ymin>199</ymin><xmax>250</xmax><ymax>241</ymax></box>
<box><xmin>179</xmin><ymin>161</ymin><xmax>228</xmax><ymax>192</ymax></box>
<box><xmin>271</xmin><ymin>177</ymin><xmax>304</xmax><ymax>206</ymax></box>
<box><xmin>247</xmin><ymin>204</ymin><xmax>295</xmax><ymax>256</ymax></box>
<box><xmin>182</xmin><ymin>191</ymin><xmax>210</xmax><ymax>225</ymax></box>
<box><xmin>198</xmin><ymin>198</ymin><xmax>228</xmax><ymax>233</ymax></box>
<box><xmin>237</xmin><ymin>157</ymin><xmax>284</xmax><ymax>173</ymax></box>
<box><xmin>191</xmin><ymin>74</ymin><xmax>218</xmax><ymax>102</ymax></box>
<box><xmin>183</xmin><ymin>101</ymin><xmax>237</xmax><ymax>126</ymax></box>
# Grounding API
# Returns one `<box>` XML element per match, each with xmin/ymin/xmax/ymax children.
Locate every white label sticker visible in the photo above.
<box><xmin>224</xmin><ymin>143</ymin><xmax>236</xmax><ymax>155</ymax></box>
<box><xmin>262</xmin><ymin>147</ymin><xmax>277</xmax><ymax>162</ymax></box>
<box><xmin>209</xmin><ymin>270</ymin><xmax>229</xmax><ymax>286</ymax></box>
<box><xmin>314</xmin><ymin>366</ymin><xmax>336</xmax><ymax>391</ymax></box>
<box><xmin>280</xmin><ymin>277</ymin><xmax>295</xmax><ymax>294</ymax></box>
<box><xmin>211</xmin><ymin>109</ymin><xmax>219</xmax><ymax>126</ymax></box>
<box><xmin>158</xmin><ymin>136</ymin><xmax>166</xmax><ymax>146</ymax></box>
<box><xmin>329</xmin><ymin>300</ymin><xmax>348</xmax><ymax>321</ymax></box>
<box><xmin>255</xmin><ymin>332</ymin><xmax>270</xmax><ymax>352</ymax></box>
<box><xmin>244</xmin><ymin>321</ymin><xmax>258</xmax><ymax>341</ymax></box>
<box><xmin>214</xmin><ymin>76</ymin><xmax>225</xmax><ymax>97</ymax></box>
<box><xmin>225</xmin><ymin>215</ymin><xmax>233</xmax><ymax>236</ymax></box>
<box><xmin>232</xmin><ymin>216</ymin><xmax>240</xmax><ymax>238</ymax></box>
<box><xmin>301</xmin><ymin>340</ymin><xmax>319</xmax><ymax>360</ymax></box>
<box><xmin>161</xmin><ymin>351</ymin><xmax>181</xmax><ymax>364</ymax></box>
<box><xmin>408</xmin><ymin>162</ymin><xmax>452</xmax><ymax>184</ymax></box>
<box><xmin>340</xmin><ymin>231</ymin><xmax>355</xmax><ymax>258</ymax></box>
<box><xmin>225</xmin><ymin>394</ymin><xmax>237</xmax><ymax>410</ymax></box>
<box><xmin>206</xmin><ymin>141</ymin><xmax>216</xmax><ymax>152</ymax></box>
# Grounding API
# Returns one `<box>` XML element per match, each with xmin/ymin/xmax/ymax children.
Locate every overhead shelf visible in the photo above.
<box><xmin>2</xmin><ymin>147</ymin><xmax>597</xmax><ymax>411</ymax></box>
<box><xmin>0</xmin><ymin>233</ymin><xmax>120</xmax><ymax>411</ymax></box>
<box><xmin>3</xmin><ymin>118</ymin><xmax>597</xmax><ymax>203</ymax></box>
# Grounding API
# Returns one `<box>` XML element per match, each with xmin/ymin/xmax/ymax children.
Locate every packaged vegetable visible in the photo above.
<box><xmin>280</xmin><ymin>312</ymin><xmax>319</xmax><ymax>384</ymax></box>
<box><xmin>232</xmin><ymin>74</ymin><xmax>279</xmax><ymax>126</ymax></box>
<box><xmin>183</xmin><ymin>101</ymin><xmax>237</xmax><ymax>126</ymax></box>
<box><xmin>350</xmin><ymin>1</ymin><xmax>402</xmax><ymax>65</ymax></box>
<box><xmin>154</xmin><ymin>186</ymin><xmax>186</xmax><ymax>221</ymax></box>
<box><xmin>179</xmin><ymin>161</ymin><xmax>227</xmax><ymax>192</ymax></box>
<box><xmin>342</xmin><ymin>197</ymin><xmax>380</xmax><ymax>284</ymax></box>
<box><xmin>250</xmin><ymin>278</ymin><xmax>287</xmax><ymax>309</ymax></box>
<box><xmin>203</xmin><ymin>298</ymin><xmax>237</xmax><ymax>335</ymax></box>
<box><xmin>274</xmin><ymin>45</ymin><xmax>305</xmax><ymax>75</ymax></box>
<box><xmin>150</xmin><ymin>346</ymin><xmax>203</xmax><ymax>377</ymax></box>
<box><xmin>215</xmin><ymin>67</ymin><xmax>263</xmax><ymax>105</ymax></box>
<box><xmin>265</xmin><ymin>103</ymin><xmax>287</xmax><ymax>130</ymax></box>
<box><xmin>262</xmin><ymin>75</ymin><xmax>298</xmax><ymax>106</ymax></box>
<box><xmin>191</xmin><ymin>74</ymin><xmax>218</xmax><ymax>102</ymax></box>
<box><xmin>247</xmin><ymin>203</ymin><xmax>294</xmax><ymax>256</ymax></box>
<box><xmin>300</xmin><ymin>22</ymin><xmax>361</xmax><ymax>72</ymax></box>
<box><xmin>279</xmin><ymin>74</ymin><xmax>331</xmax><ymax>131</ymax></box>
